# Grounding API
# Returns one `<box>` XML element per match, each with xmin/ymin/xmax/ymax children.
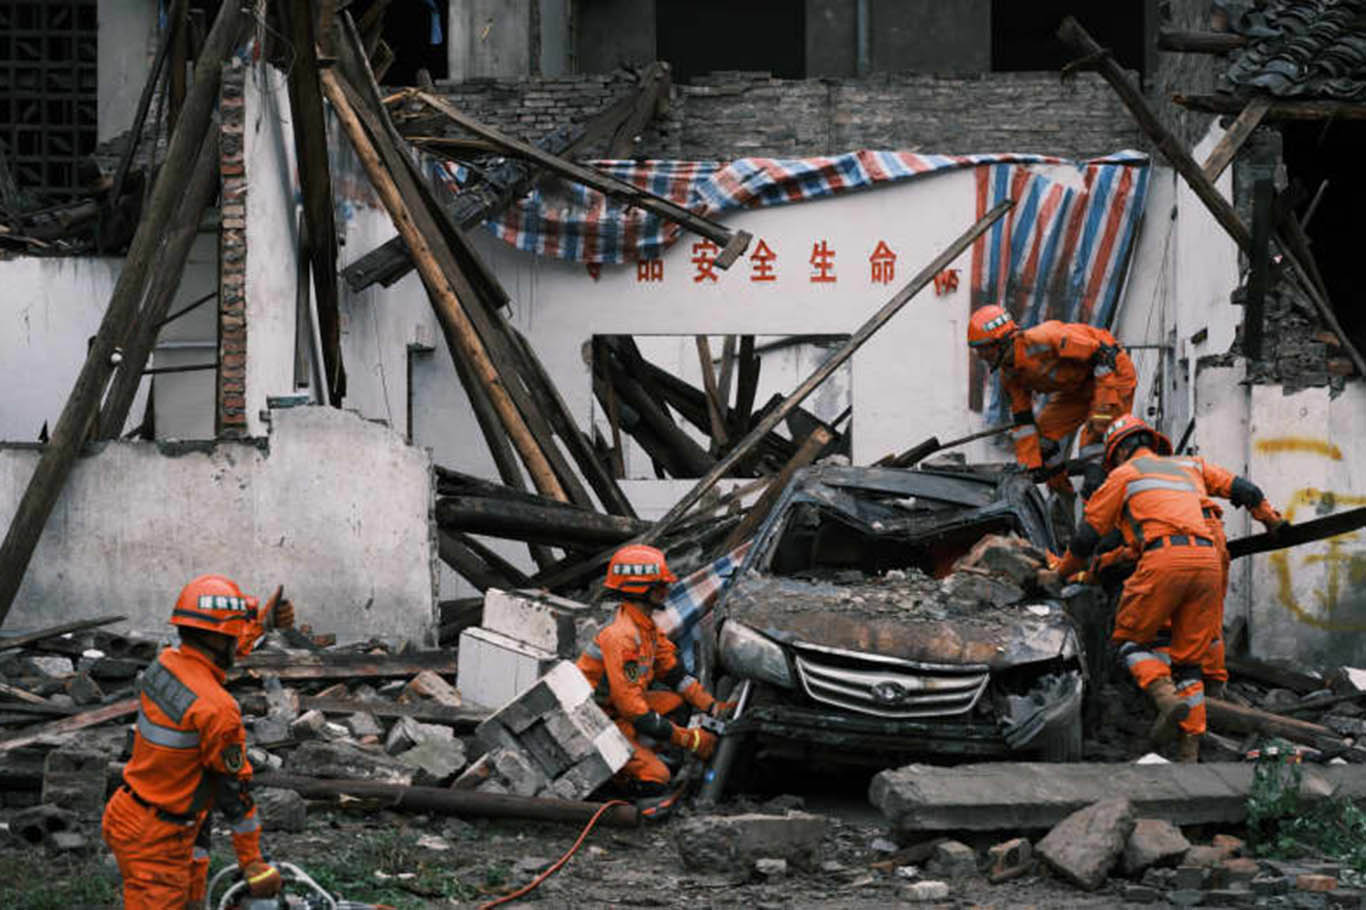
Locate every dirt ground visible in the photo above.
<box><xmin>0</xmin><ymin>794</ymin><xmax>1188</xmax><ymax>910</ymax></box>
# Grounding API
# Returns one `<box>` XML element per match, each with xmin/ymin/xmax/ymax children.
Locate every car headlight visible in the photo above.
<box><xmin>718</xmin><ymin>621</ymin><xmax>795</xmax><ymax>689</ymax></box>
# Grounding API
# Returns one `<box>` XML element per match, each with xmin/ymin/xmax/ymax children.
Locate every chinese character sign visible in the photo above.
<box><xmin>749</xmin><ymin>238</ymin><xmax>776</xmax><ymax>282</ymax></box>
<box><xmin>933</xmin><ymin>269</ymin><xmax>959</xmax><ymax>295</ymax></box>
<box><xmin>869</xmin><ymin>240</ymin><xmax>896</xmax><ymax>285</ymax></box>
<box><xmin>691</xmin><ymin>239</ymin><xmax>720</xmax><ymax>283</ymax></box>
<box><xmin>636</xmin><ymin>259</ymin><xmax>663</xmax><ymax>282</ymax></box>
<box><xmin>809</xmin><ymin>241</ymin><xmax>836</xmax><ymax>283</ymax></box>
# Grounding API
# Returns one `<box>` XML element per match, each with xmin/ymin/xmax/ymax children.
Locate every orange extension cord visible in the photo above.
<box><xmin>477</xmin><ymin>800</ymin><xmax>631</xmax><ymax>909</ymax></box>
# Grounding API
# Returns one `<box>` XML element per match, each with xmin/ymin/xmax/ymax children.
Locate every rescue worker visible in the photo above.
<box><xmin>103</xmin><ymin>574</ymin><xmax>283</xmax><ymax>908</ymax></box>
<box><xmin>577</xmin><ymin>545</ymin><xmax>731</xmax><ymax>802</ymax></box>
<box><xmin>967</xmin><ymin>305</ymin><xmax>1136</xmax><ymax>495</ymax></box>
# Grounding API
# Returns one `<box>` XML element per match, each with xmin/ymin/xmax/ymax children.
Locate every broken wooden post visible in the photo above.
<box><xmin>722</xmin><ymin>426</ymin><xmax>832</xmax><ymax>550</ymax></box>
<box><xmin>0</xmin><ymin>1</ymin><xmax>244</xmax><ymax>626</ymax></box>
<box><xmin>641</xmin><ymin>200</ymin><xmax>1013</xmax><ymax>543</ymax></box>
<box><xmin>1174</xmin><ymin>94</ymin><xmax>1366</xmax><ymax>121</ymax></box>
<box><xmin>438</xmin><ymin>531</ymin><xmax>525</xmax><ymax>592</ymax></box>
<box><xmin>695</xmin><ymin>335</ymin><xmax>729</xmax><ymax>451</ymax></box>
<box><xmin>0</xmin><ymin>699</ymin><xmax>139</xmax><ymax>753</ymax></box>
<box><xmin>1207</xmin><ymin>697</ymin><xmax>1341</xmax><ymax>750</ymax></box>
<box><xmin>97</xmin><ymin>128</ymin><xmax>221</xmax><ymax>439</ymax></box>
<box><xmin>411</xmin><ymin>90</ymin><xmax>753</xmax><ymax>268</ymax></box>
<box><xmin>436</xmin><ymin>496</ymin><xmax>649</xmax><ymax>547</ymax></box>
<box><xmin>319</xmin><ymin>68</ymin><xmax>569</xmax><ymax>503</ymax></box>
<box><xmin>1200</xmin><ymin>97</ymin><xmax>1271</xmax><ymax>183</ymax></box>
<box><xmin>280</xmin><ymin>0</ymin><xmax>345</xmax><ymax>403</ymax></box>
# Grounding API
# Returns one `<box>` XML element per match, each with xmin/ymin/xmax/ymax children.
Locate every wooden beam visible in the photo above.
<box><xmin>0</xmin><ymin>615</ymin><xmax>126</xmax><ymax>653</ymax></box>
<box><xmin>643</xmin><ymin>201</ymin><xmax>1012</xmax><ymax>542</ymax></box>
<box><xmin>437</xmin><ymin>530</ymin><xmax>519</xmax><ymax>591</ymax></box>
<box><xmin>1201</xmin><ymin>97</ymin><xmax>1271</xmax><ymax>183</ymax></box>
<box><xmin>168</xmin><ymin>0</ymin><xmax>188</xmax><ymax>132</ymax></box>
<box><xmin>731</xmin><ymin>335</ymin><xmax>760</xmax><ymax>439</ymax></box>
<box><xmin>0</xmin><ymin>681</ymin><xmax>56</xmax><ymax>707</ymax></box>
<box><xmin>1207</xmin><ymin>697</ymin><xmax>1341</xmax><ymax>750</ymax></box>
<box><xmin>411</xmin><ymin>90</ymin><xmax>752</xmax><ymax>269</ymax></box>
<box><xmin>281</xmin><ymin>0</ymin><xmax>346</xmax><ymax>404</ymax></box>
<box><xmin>0</xmin><ymin>1</ymin><xmax>243</xmax><ymax>625</ymax></box>
<box><xmin>1157</xmin><ymin>30</ymin><xmax>1247</xmax><ymax>53</ymax></box>
<box><xmin>0</xmin><ymin>698</ymin><xmax>138</xmax><ymax>753</ymax></box>
<box><xmin>716</xmin><ymin>335</ymin><xmax>737</xmax><ymax>413</ymax></box>
<box><xmin>232</xmin><ymin>651</ymin><xmax>457</xmax><ymax>681</ymax></box>
<box><xmin>603</xmin><ymin>351</ymin><xmax>717</xmax><ymax>477</ymax></box>
<box><xmin>436</xmin><ymin>495</ymin><xmax>649</xmax><ymax>547</ymax></box>
<box><xmin>1174</xmin><ymin>93</ymin><xmax>1366</xmax><ymax>121</ymax></box>
<box><xmin>695</xmin><ymin>335</ymin><xmax>729</xmax><ymax>451</ymax></box>
<box><xmin>319</xmin><ymin>69</ymin><xmax>568</xmax><ymax>503</ymax></box>
<box><xmin>722</xmin><ymin>426</ymin><xmax>832</xmax><ymax>550</ymax></box>
<box><xmin>98</xmin><ymin>128</ymin><xmax>221</xmax><ymax>438</ymax></box>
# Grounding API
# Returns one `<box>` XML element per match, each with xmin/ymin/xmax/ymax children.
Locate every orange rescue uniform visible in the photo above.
<box><xmin>1058</xmin><ymin>448</ymin><xmax>1224</xmax><ymax>735</ymax></box>
<box><xmin>102</xmin><ymin>645</ymin><xmax>264</xmax><ymax>909</ymax></box>
<box><xmin>577</xmin><ymin>599</ymin><xmax>716</xmax><ymax>786</ymax></box>
<box><xmin>1003</xmin><ymin>321</ymin><xmax>1136</xmax><ymax>480</ymax></box>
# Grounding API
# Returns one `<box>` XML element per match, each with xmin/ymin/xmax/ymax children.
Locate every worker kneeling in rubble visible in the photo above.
<box><xmin>577</xmin><ymin>545</ymin><xmax>730</xmax><ymax>801</ymax></box>
<box><xmin>103</xmin><ymin>574</ymin><xmax>291</xmax><ymax>908</ymax></box>
<box><xmin>967</xmin><ymin>304</ymin><xmax>1136</xmax><ymax>496</ymax></box>
<box><xmin>1053</xmin><ymin>416</ymin><xmax>1283</xmax><ymax>762</ymax></box>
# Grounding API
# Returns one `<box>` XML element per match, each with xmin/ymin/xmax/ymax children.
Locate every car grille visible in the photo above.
<box><xmin>791</xmin><ymin>642</ymin><xmax>990</xmax><ymax>719</ymax></box>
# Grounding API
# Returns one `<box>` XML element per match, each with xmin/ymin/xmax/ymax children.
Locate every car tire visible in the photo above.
<box><xmin>1035</xmin><ymin>711</ymin><xmax>1083</xmax><ymax>762</ymax></box>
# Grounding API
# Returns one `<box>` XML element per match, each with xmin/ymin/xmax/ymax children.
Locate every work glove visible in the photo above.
<box><xmin>270</xmin><ymin>599</ymin><xmax>295</xmax><ymax>630</ymax></box>
<box><xmin>1080</xmin><ymin>462</ymin><xmax>1108</xmax><ymax>500</ymax></box>
<box><xmin>1252</xmin><ymin>501</ymin><xmax>1287</xmax><ymax>534</ymax></box>
<box><xmin>242</xmin><ymin>860</ymin><xmax>283</xmax><ymax>898</ymax></box>
<box><xmin>671</xmin><ymin>725</ymin><xmax>718</xmax><ymax>760</ymax></box>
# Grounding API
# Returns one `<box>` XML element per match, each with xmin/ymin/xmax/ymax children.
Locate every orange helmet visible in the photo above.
<box><xmin>171</xmin><ymin>574</ymin><xmax>254</xmax><ymax>640</ymax></box>
<box><xmin>1102</xmin><ymin>415</ymin><xmax>1172</xmax><ymax>470</ymax></box>
<box><xmin>967</xmin><ymin>305</ymin><xmax>1017</xmax><ymax>348</ymax></box>
<box><xmin>604</xmin><ymin>544</ymin><xmax>677</xmax><ymax>596</ymax></box>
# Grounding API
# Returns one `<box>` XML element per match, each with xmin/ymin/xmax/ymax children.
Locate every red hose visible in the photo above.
<box><xmin>477</xmin><ymin>799</ymin><xmax>631</xmax><ymax>909</ymax></box>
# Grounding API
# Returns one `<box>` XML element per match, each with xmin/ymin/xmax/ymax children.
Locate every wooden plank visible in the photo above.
<box><xmin>642</xmin><ymin>201</ymin><xmax>1012</xmax><ymax>542</ymax></box>
<box><xmin>716</xmin><ymin>335</ymin><xmax>737</xmax><ymax>413</ymax></box>
<box><xmin>0</xmin><ymin>682</ymin><xmax>55</xmax><ymax>707</ymax></box>
<box><xmin>437</xmin><ymin>530</ymin><xmax>518</xmax><ymax>591</ymax></box>
<box><xmin>1174</xmin><ymin>94</ymin><xmax>1366</xmax><ymax>121</ymax></box>
<box><xmin>319</xmin><ymin>69</ymin><xmax>569</xmax><ymax>504</ymax></box>
<box><xmin>0</xmin><ymin>1</ymin><xmax>243</xmax><ymax>625</ymax></box>
<box><xmin>0</xmin><ymin>615</ymin><xmax>127</xmax><ymax>653</ymax></box>
<box><xmin>0</xmin><ymin>698</ymin><xmax>138</xmax><ymax>754</ymax></box>
<box><xmin>411</xmin><ymin>90</ymin><xmax>753</xmax><ymax>268</ymax></box>
<box><xmin>695</xmin><ymin>335</ymin><xmax>729</xmax><ymax>451</ymax></box>
<box><xmin>232</xmin><ymin>651</ymin><xmax>457</xmax><ymax>681</ymax></box>
<box><xmin>98</xmin><ymin>128</ymin><xmax>221</xmax><ymax>438</ymax></box>
<box><xmin>1157</xmin><ymin>30</ymin><xmax>1247</xmax><ymax>53</ymax></box>
<box><xmin>1207</xmin><ymin>697</ymin><xmax>1341</xmax><ymax>749</ymax></box>
<box><xmin>281</xmin><ymin>0</ymin><xmax>346</xmax><ymax>404</ymax></box>
<box><xmin>603</xmin><ymin>353</ymin><xmax>717</xmax><ymax>477</ymax></box>
<box><xmin>732</xmin><ymin>335</ymin><xmax>760</xmax><ymax>438</ymax></box>
<box><xmin>722</xmin><ymin>426</ymin><xmax>832</xmax><ymax>550</ymax></box>
<box><xmin>1201</xmin><ymin>97</ymin><xmax>1271</xmax><ymax>183</ymax></box>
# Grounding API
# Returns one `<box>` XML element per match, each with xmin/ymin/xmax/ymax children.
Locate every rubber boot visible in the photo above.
<box><xmin>1204</xmin><ymin>678</ymin><xmax>1227</xmax><ymax>701</ymax></box>
<box><xmin>1146</xmin><ymin>677</ymin><xmax>1191</xmax><ymax>744</ymax></box>
<box><xmin>1177</xmin><ymin>733</ymin><xmax>1200</xmax><ymax>763</ymax></box>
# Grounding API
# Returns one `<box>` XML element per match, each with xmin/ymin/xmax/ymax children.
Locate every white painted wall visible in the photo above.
<box><xmin>0</xmin><ymin>407</ymin><xmax>436</xmax><ymax>642</ymax></box>
<box><xmin>97</xmin><ymin>0</ymin><xmax>156</xmax><ymax>143</ymax></box>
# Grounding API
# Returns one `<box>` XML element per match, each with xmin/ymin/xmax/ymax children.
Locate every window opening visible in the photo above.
<box><xmin>991</xmin><ymin>0</ymin><xmax>1145</xmax><ymax>79</ymax></box>
<box><xmin>656</xmin><ymin>0</ymin><xmax>804</xmax><ymax>84</ymax></box>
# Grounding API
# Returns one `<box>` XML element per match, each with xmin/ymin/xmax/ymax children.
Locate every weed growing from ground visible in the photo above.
<box><xmin>0</xmin><ymin>852</ymin><xmax>121</xmax><ymax>910</ymax></box>
<box><xmin>1246</xmin><ymin>739</ymin><xmax>1366</xmax><ymax>876</ymax></box>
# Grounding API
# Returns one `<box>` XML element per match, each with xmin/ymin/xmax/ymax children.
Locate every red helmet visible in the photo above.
<box><xmin>967</xmin><ymin>305</ymin><xmax>1017</xmax><ymax>348</ymax></box>
<box><xmin>1102</xmin><ymin>415</ymin><xmax>1172</xmax><ymax>470</ymax></box>
<box><xmin>604</xmin><ymin>544</ymin><xmax>677</xmax><ymax>596</ymax></box>
<box><xmin>172</xmin><ymin>574</ymin><xmax>254</xmax><ymax>640</ymax></box>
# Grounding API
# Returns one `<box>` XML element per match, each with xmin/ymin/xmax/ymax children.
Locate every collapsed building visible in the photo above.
<box><xmin>0</xmin><ymin>0</ymin><xmax>1365</xmax><ymax>903</ymax></box>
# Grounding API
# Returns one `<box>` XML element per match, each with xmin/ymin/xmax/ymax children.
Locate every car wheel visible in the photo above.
<box><xmin>1035</xmin><ymin>711</ymin><xmax>1083</xmax><ymax>762</ymax></box>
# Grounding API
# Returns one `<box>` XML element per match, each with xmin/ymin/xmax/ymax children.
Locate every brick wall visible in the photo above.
<box><xmin>217</xmin><ymin>63</ymin><xmax>247</xmax><ymax>438</ymax></box>
<box><xmin>427</xmin><ymin>69</ymin><xmax>1145</xmax><ymax>160</ymax></box>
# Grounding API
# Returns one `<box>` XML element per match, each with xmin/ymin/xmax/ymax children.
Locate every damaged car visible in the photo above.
<box><xmin>704</xmin><ymin>463</ymin><xmax>1103</xmax><ymax>788</ymax></box>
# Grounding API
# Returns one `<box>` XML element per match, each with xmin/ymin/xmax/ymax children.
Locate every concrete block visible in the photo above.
<box><xmin>491</xmin><ymin>746</ymin><xmax>549</xmax><ymax>798</ymax></box>
<box><xmin>41</xmin><ymin>746</ymin><xmax>106</xmax><ymax>818</ymax></box>
<box><xmin>674</xmin><ymin>811</ymin><xmax>828</xmax><ymax>873</ymax></box>
<box><xmin>482</xmin><ymin>588</ymin><xmax>590</xmax><ymax>656</ymax></box>
<box><xmin>985</xmin><ymin>837</ymin><xmax>1032</xmax><ymax>883</ymax></box>
<box><xmin>456</xmin><ymin>627</ymin><xmax>557</xmax><ymax>711</ymax></box>
<box><xmin>385</xmin><ymin>716</ymin><xmax>452</xmax><ymax>755</ymax></box>
<box><xmin>473</xmin><ymin>716</ymin><xmax>521</xmax><ymax>756</ymax></box>
<box><xmin>451</xmin><ymin>752</ymin><xmax>494</xmax><ymax>791</ymax></box>
<box><xmin>591</xmin><ymin>723</ymin><xmax>633</xmax><ymax>774</ymax></box>
<box><xmin>9</xmin><ymin>805</ymin><xmax>79</xmax><ymax>847</ymax></box>
<box><xmin>520</xmin><ymin>720</ymin><xmax>574</xmax><ymax>778</ymax></box>
<box><xmin>1036</xmin><ymin>798</ymin><xmax>1134</xmax><ymax>891</ymax></box>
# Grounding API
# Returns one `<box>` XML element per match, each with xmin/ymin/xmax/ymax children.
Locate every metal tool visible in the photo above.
<box><xmin>206</xmin><ymin>860</ymin><xmax>347</xmax><ymax>909</ymax></box>
<box><xmin>695</xmin><ymin>678</ymin><xmax>753</xmax><ymax>807</ymax></box>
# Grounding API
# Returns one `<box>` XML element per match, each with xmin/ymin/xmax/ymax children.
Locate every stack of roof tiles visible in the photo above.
<box><xmin>1215</xmin><ymin>0</ymin><xmax>1366</xmax><ymax>98</ymax></box>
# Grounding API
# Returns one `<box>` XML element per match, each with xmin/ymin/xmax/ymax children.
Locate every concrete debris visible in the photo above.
<box><xmin>48</xmin><ymin>830</ymin><xmax>89</xmax><ymax>852</ymax></box>
<box><xmin>40</xmin><ymin>746</ymin><xmax>107</xmax><ymax>818</ymax></box>
<box><xmin>925</xmin><ymin>839</ymin><xmax>978</xmax><ymax>879</ymax></box>
<box><xmin>250</xmin><ymin>715</ymin><xmax>292</xmax><ymax>748</ymax></box>
<box><xmin>29</xmin><ymin>656</ymin><xmax>73</xmax><ymax>677</ymax></box>
<box><xmin>1121</xmin><ymin>818</ymin><xmax>1191</xmax><ymax>875</ymax></box>
<box><xmin>62</xmin><ymin>671</ymin><xmax>103</xmax><ymax>706</ymax></box>
<box><xmin>754</xmin><ymin>857</ymin><xmax>787</xmax><ymax>878</ymax></box>
<box><xmin>467</xmin><ymin>661</ymin><xmax>630</xmax><ymax>801</ymax></box>
<box><xmin>285</xmin><ymin>741</ymin><xmax>414</xmax><ymax>786</ymax></box>
<box><xmin>8</xmin><ymin>804</ymin><xmax>79</xmax><ymax>847</ymax></box>
<box><xmin>344</xmin><ymin>711</ymin><xmax>383</xmax><ymax>739</ymax></box>
<box><xmin>396</xmin><ymin>735</ymin><xmax>467</xmax><ymax>786</ymax></box>
<box><xmin>289</xmin><ymin>709</ymin><xmax>328</xmax><ymax>741</ymax></box>
<box><xmin>253</xmin><ymin>786</ymin><xmax>307</xmax><ymax>832</ymax></box>
<box><xmin>674</xmin><ymin>811</ymin><xmax>828</xmax><ymax>874</ymax></box>
<box><xmin>903</xmin><ymin>880</ymin><xmax>951</xmax><ymax>901</ymax></box>
<box><xmin>938</xmin><ymin>570</ymin><xmax>1025</xmax><ymax>610</ymax></box>
<box><xmin>1036</xmin><ymin>798</ymin><xmax>1135</xmax><ymax>891</ymax></box>
<box><xmin>952</xmin><ymin>533</ymin><xmax>1047</xmax><ymax>588</ymax></box>
<box><xmin>385</xmin><ymin>715</ymin><xmax>453</xmax><ymax>755</ymax></box>
<box><xmin>247</xmin><ymin>745</ymin><xmax>283</xmax><ymax>771</ymax></box>
<box><xmin>482</xmin><ymin>588</ymin><xmax>593</xmax><ymax>657</ymax></box>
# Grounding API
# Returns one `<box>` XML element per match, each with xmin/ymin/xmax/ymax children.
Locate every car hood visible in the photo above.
<box><xmin>724</xmin><ymin>573</ymin><xmax>1077</xmax><ymax>670</ymax></box>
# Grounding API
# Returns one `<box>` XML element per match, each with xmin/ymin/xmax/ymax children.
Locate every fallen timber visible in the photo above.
<box><xmin>255</xmin><ymin>772</ymin><xmax>639</xmax><ymax>828</ymax></box>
